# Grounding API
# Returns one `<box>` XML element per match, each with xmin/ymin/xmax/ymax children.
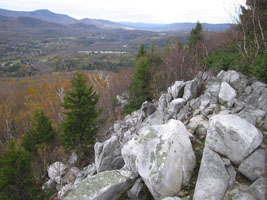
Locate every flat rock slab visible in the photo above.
<box><xmin>64</xmin><ymin>169</ymin><xmax>136</xmax><ymax>200</ymax></box>
<box><xmin>206</xmin><ymin>114</ymin><xmax>263</xmax><ymax>164</ymax></box>
<box><xmin>193</xmin><ymin>147</ymin><xmax>230</xmax><ymax>200</ymax></box>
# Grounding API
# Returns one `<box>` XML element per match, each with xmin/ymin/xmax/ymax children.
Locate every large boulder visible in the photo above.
<box><xmin>122</xmin><ymin>120</ymin><xmax>196</xmax><ymax>200</ymax></box>
<box><xmin>94</xmin><ymin>136</ymin><xmax>124</xmax><ymax>173</ymax></box>
<box><xmin>48</xmin><ymin>162</ymin><xmax>68</xmax><ymax>184</ymax></box>
<box><xmin>64</xmin><ymin>168</ymin><xmax>137</xmax><ymax>200</ymax></box>
<box><xmin>206</xmin><ymin>114</ymin><xmax>263</xmax><ymax>164</ymax></box>
<box><xmin>219</xmin><ymin>82</ymin><xmax>237</xmax><ymax>104</ymax></box>
<box><xmin>238</xmin><ymin>149</ymin><xmax>265</xmax><ymax>181</ymax></box>
<box><xmin>193</xmin><ymin>147</ymin><xmax>230</xmax><ymax>200</ymax></box>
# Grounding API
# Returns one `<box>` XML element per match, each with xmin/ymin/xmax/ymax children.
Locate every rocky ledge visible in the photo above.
<box><xmin>44</xmin><ymin>70</ymin><xmax>267</xmax><ymax>200</ymax></box>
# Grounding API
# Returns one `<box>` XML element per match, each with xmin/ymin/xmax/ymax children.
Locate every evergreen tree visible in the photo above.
<box><xmin>125</xmin><ymin>45</ymin><xmax>152</xmax><ymax>113</ymax></box>
<box><xmin>61</xmin><ymin>71</ymin><xmax>99</xmax><ymax>150</ymax></box>
<box><xmin>0</xmin><ymin>140</ymin><xmax>42</xmax><ymax>200</ymax></box>
<box><xmin>22</xmin><ymin>109</ymin><xmax>56</xmax><ymax>153</ymax></box>
<box><xmin>188</xmin><ymin>21</ymin><xmax>203</xmax><ymax>48</ymax></box>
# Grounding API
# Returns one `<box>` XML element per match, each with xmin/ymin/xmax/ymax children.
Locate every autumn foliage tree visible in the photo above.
<box><xmin>61</xmin><ymin>71</ymin><xmax>100</xmax><ymax>151</ymax></box>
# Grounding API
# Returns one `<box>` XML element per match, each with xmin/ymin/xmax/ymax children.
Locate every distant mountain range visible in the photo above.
<box><xmin>119</xmin><ymin>22</ymin><xmax>232</xmax><ymax>32</ymax></box>
<box><xmin>0</xmin><ymin>9</ymin><xmax>232</xmax><ymax>33</ymax></box>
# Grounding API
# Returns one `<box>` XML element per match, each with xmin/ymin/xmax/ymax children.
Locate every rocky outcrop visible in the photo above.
<box><xmin>46</xmin><ymin>70</ymin><xmax>267</xmax><ymax>200</ymax></box>
<box><xmin>64</xmin><ymin>168</ymin><xmax>137</xmax><ymax>200</ymax></box>
<box><xmin>122</xmin><ymin>120</ymin><xmax>196</xmax><ymax>199</ymax></box>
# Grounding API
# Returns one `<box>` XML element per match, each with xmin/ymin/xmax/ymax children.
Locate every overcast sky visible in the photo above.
<box><xmin>1</xmin><ymin>0</ymin><xmax>246</xmax><ymax>24</ymax></box>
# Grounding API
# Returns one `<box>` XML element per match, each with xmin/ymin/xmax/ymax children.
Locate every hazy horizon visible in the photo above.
<box><xmin>1</xmin><ymin>0</ymin><xmax>246</xmax><ymax>24</ymax></box>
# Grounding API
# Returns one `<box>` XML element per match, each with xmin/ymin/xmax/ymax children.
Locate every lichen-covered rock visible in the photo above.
<box><xmin>48</xmin><ymin>162</ymin><xmax>68</xmax><ymax>184</ymax></box>
<box><xmin>193</xmin><ymin>147</ymin><xmax>230</xmax><ymax>200</ymax></box>
<box><xmin>219</xmin><ymin>82</ymin><xmax>237</xmax><ymax>104</ymax></box>
<box><xmin>94</xmin><ymin>136</ymin><xmax>124</xmax><ymax>173</ymax></box>
<box><xmin>122</xmin><ymin>120</ymin><xmax>196</xmax><ymax>200</ymax></box>
<box><xmin>64</xmin><ymin>168</ymin><xmax>137</xmax><ymax>200</ymax></box>
<box><xmin>238</xmin><ymin>149</ymin><xmax>265</xmax><ymax>181</ymax></box>
<box><xmin>206</xmin><ymin>114</ymin><xmax>263</xmax><ymax>164</ymax></box>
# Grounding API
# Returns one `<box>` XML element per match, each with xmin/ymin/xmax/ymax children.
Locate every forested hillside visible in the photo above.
<box><xmin>0</xmin><ymin>0</ymin><xmax>266</xmax><ymax>199</ymax></box>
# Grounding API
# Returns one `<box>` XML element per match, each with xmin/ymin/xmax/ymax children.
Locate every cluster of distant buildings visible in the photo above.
<box><xmin>78</xmin><ymin>50</ymin><xmax>127</xmax><ymax>55</ymax></box>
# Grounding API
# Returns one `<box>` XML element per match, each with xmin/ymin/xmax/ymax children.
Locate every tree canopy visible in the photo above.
<box><xmin>61</xmin><ymin>71</ymin><xmax>100</xmax><ymax>150</ymax></box>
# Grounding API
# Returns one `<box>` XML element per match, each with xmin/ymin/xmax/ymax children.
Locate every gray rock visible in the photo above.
<box><xmin>245</xmin><ymin>86</ymin><xmax>252</xmax><ymax>95</ymax></box>
<box><xmin>64</xmin><ymin>168</ymin><xmax>137</xmax><ymax>200</ymax></box>
<box><xmin>238</xmin><ymin>149</ymin><xmax>265</xmax><ymax>181</ymax></box>
<box><xmin>168</xmin><ymin>81</ymin><xmax>185</xmax><ymax>99</ymax></box>
<box><xmin>122</xmin><ymin>120</ymin><xmax>196</xmax><ymax>200</ymax></box>
<box><xmin>161</xmin><ymin>197</ymin><xmax>182</xmax><ymax>200</ymax></box>
<box><xmin>193</xmin><ymin>147</ymin><xmax>230</xmax><ymax>200</ymax></box>
<box><xmin>232</xmin><ymin>192</ymin><xmax>256</xmax><ymax>200</ymax></box>
<box><xmin>94</xmin><ymin>136</ymin><xmax>124</xmax><ymax>173</ymax></box>
<box><xmin>204</xmin><ymin>82</ymin><xmax>221</xmax><ymax>104</ymax></box>
<box><xmin>247</xmin><ymin>176</ymin><xmax>267</xmax><ymax>200</ymax></box>
<box><xmin>127</xmin><ymin>178</ymin><xmax>153</xmax><ymax>200</ymax></box>
<box><xmin>168</xmin><ymin>98</ymin><xmax>186</xmax><ymax>116</ymax></box>
<box><xmin>263</xmin><ymin>115</ymin><xmax>267</xmax><ymax>131</ymax></box>
<box><xmin>158</xmin><ymin>94</ymin><xmax>168</xmax><ymax>111</ymax></box>
<box><xmin>222</xmin><ymin>70</ymin><xmax>248</xmax><ymax>94</ymax></box>
<box><xmin>206</xmin><ymin>114</ymin><xmax>263</xmax><ymax>164</ymax></box>
<box><xmin>58</xmin><ymin>183</ymin><xmax>73</xmax><ymax>199</ymax></box>
<box><xmin>48</xmin><ymin>162</ymin><xmax>68</xmax><ymax>184</ymax></box>
<box><xmin>219</xmin><ymin>82</ymin><xmax>237</xmax><ymax>104</ymax></box>
<box><xmin>186</xmin><ymin>115</ymin><xmax>208</xmax><ymax>133</ymax></box>
<box><xmin>227</xmin><ymin>165</ymin><xmax>237</xmax><ymax>189</ymax></box>
<box><xmin>258</xmin><ymin>87</ymin><xmax>267</xmax><ymax>111</ymax></box>
<box><xmin>183</xmin><ymin>80</ymin><xmax>198</xmax><ymax>101</ymax></box>
<box><xmin>190</xmin><ymin>98</ymin><xmax>201</xmax><ymax>110</ymax></box>
<box><xmin>177</xmin><ymin>105</ymin><xmax>191</xmax><ymax>121</ymax></box>
<box><xmin>141</xmin><ymin>101</ymin><xmax>156</xmax><ymax>119</ymax></box>
<box><xmin>195</xmin><ymin>124</ymin><xmax>207</xmax><ymax>139</ymax></box>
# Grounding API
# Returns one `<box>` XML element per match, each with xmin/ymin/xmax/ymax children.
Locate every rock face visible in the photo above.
<box><xmin>48</xmin><ymin>70</ymin><xmax>267</xmax><ymax>200</ymax></box>
<box><xmin>122</xmin><ymin>120</ymin><xmax>196</xmax><ymax>200</ymax></box>
<box><xmin>63</xmin><ymin>168</ymin><xmax>137</xmax><ymax>200</ymax></box>
<box><xmin>206</xmin><ymin>114</ymin><xmax>263</xmax><ymax>164</ymax></box>
<box><xmin>94</xmin><ymin>136</ymin><xmax>124</xmax><ymax>173</ymax></box>
<box><xmin>193</xmin><ymin>147</ymin><xmax>230</xmax><ymax>200</ymax></box>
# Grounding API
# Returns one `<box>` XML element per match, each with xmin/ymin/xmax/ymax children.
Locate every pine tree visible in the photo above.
<box><xmin>22</xmin><ymin>109</ymin><xmax>56</xmax><ymax>153</ymax></box>
<box><xmin>188</xmin><ymin>21</ymin><xmax>203</xmax><ymax>48</ymax></box>
<box><xmin>61</xmin><ymin>71</ymin><xmax>99</xmax><ymax>150</ymax></box>
<box><xmin>0</xmin><ymin>140</ymin><xmax>42</xmax><ymax>200</ymax></box>
<box><xmin>125</xmin><ymin>45</ymin><xmax>152</xmax><ymax>113</ymax></box>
